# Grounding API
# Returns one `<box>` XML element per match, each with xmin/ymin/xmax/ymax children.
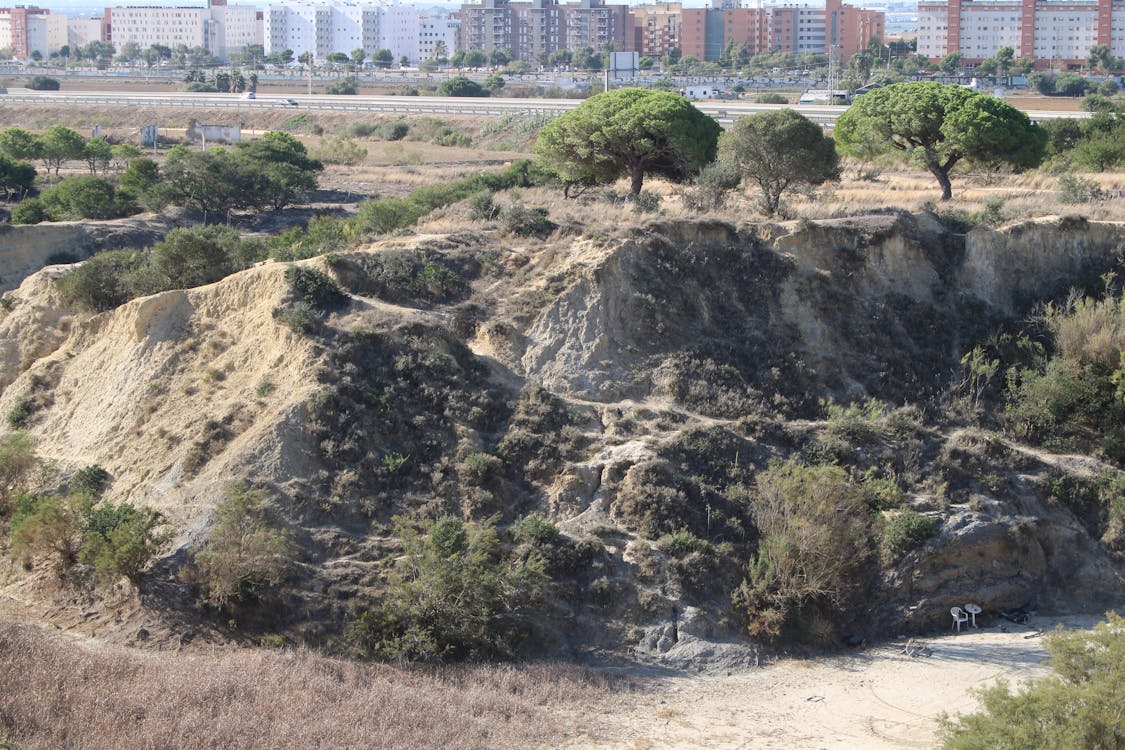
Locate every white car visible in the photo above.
<box><xmin>283</xmin><ymin>98</ymin><xmax>299</xmax><ymax>106</ymax></box>
<box><xmin>240</xmin><ymin>91</ymin><xmax>256</xmax><ymax>99</ymax></box>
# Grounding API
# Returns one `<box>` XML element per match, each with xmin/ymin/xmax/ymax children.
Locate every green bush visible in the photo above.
<box><xmin>283</xmin><ymin>265</ymin><xmax>348</xmax><ymax>310</ymax></box>
<box><xmin>755</xmin><ymin>92</ymin><xmax>787</xmax><ymax>104</ymax></box>
<box><xmin>9</xmin><ymin>494</ymin><xmax>87</xmax><ymax>573</ymax></box>
<box><xmin>939</xmin><ymin>613</ymin><xmax>1125</xmax><ymax>749</ymax></box>
<box><xmin>26</xmin><ymin>75</ymin><xmax>60</xmax><ymax>91</ymax></box>
<box><xmin>500</xmin><ymin>204</ymin><xmax>555</xmax><ymax>237</ymax></box>
<box><xmin>38</xmin><ymin>175</ymin><xmax>126</xmax><ymax>220</ymax></box>
<box><xmin>10</xmin><ymin>198</ymin><xmax>47</xmax><ymax>225</ymax></box>
<box><xmin>152</xmin><ymin>225</ymin><xmax>264</xmax><ymax>290</ymax></box>
<box><xmin>273</xmin><ymin>301</ymin><xmax>322</xmax><ymax>334</ymax></box>
<box><xmin>325</xmin><ymin>77</ymin><xmax>358</xmax><ymax>95</ymax></box>
<box><xmin>6</xmin><ymin>395</ymin><xmax>34</xmax><ymax>429</ymax></box>
<box><xmin>732</xmin><ymin>461</ymin><xmax>875</xmax><ymax>642</ymax></box>
<box><xmin>308</xmin><ymin>137</ymin><xmax>367</xmax><ymax>166</ymax></box>
<box><xmin>438</xmin><ymin>76</ymin><xmax>488</xmax><ymax>97</ymax></box>
<box><xmin>347</xmin><ymin>516</ymin><xmax>547</xmax><ymax>662</ymax></box>
<box><xmin>380</xmin><ymin>122</ymin><xmax>410</xmax><ymax>141</ymax></box>
<box><xmin>468</xmin><ymin>190</ymin><xmax>499</xmax><ymax>221</ymax></box>
<box><xmin>80</xmin><ymin>502</ymin><xmax>171</xmax><ymax>584</ymax></box>
<box><xmin>190</xmin><ymin>484</ymin><xmax>293</xmax><ymax>609</ymax></box>
<box><xmin>0</xmin><ymin>432</ymin><xmax>38</xmax><ymax>511</ymax></box>
<box><xmin>343</xmin><ymin>122</ymin><xmax>378</xmax><ymax>138</ymax></box>
<box><xmin>657</xmin><ymin>528</ymin><xmax>713</xmax><ymax>557</ymax></box>
<box><xmin>512</xmin><ymin>512</ymin><xmax>559</xmax><ymax>545</ymax></box>
<box><xmin>882</xmin><ymin>509</ymin><xmax>940</xmax><ymax>553</ymax></box>
<box><xmin>1058</xmin><ymin>173</ymin><xmax>1108</xmax><ymax>203</ymax></box>
<box><xmin>55</xmin><ymin>248</ymin><xmax>147</xmax><ymax>312</ymax></box>
<box><xmin>70</xmin><ymin>465</ymin><xmax>110</xmax><ymax>499</ymax></box>
<box><xmin>633</xmin><ymin>190</ymin><xmax>661</xmax><ymax>213</ymax></box>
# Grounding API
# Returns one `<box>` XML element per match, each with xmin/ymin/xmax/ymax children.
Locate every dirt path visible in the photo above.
<box><xmin>554</xmin><ymin>615</ymin><xmax>1101</xmax><ymax>750</ymax></box>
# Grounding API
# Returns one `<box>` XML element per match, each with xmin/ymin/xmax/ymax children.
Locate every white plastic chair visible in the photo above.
<box><xmin>951</xmin><ymin>606</ymin><xmax>969</xmax><ymax>633</ymax></box>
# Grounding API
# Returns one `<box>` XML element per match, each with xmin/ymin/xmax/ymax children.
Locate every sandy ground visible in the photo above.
<box><xmin>557</xmin><ymin>615</ymin><xmax>1102</xmax><ymax>750</ymax></box>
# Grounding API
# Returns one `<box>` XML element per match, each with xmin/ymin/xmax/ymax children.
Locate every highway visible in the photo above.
<box><xmin>0</xmin><ymin>90</ymin><xmax>1089</xmax><ymax>127</ymax></box>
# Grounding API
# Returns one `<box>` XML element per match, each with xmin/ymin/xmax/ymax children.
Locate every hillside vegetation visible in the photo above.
<box><xmin>0</xmin><ymin>83</ymin><xmax>1124</xmax><ymax>746</ymax></box>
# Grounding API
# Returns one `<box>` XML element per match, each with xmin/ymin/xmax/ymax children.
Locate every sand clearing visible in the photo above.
<box><xmin>560</xmin><ymin>615</ymin><xmax>1102</xmax><ymax>750</ymax></box>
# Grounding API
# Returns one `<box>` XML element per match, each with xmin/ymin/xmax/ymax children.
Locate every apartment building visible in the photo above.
<box><xmin>262</xmin><ymin>1</ymin><xmax>442</xmax><ymax>64</ymax></box>
<box><xmin>629</xmin><ymin>2</ymin><xmax>682</xmax><ymax>59</ymax></box>
<box><xmin>459</xmin><ymin>0</ymin><xmax>630</xmax><ymax>62</ymax></box>
<box><xmin>419</xmin><ymin>14</ymin><xmax>459</xmax><ymax>59</ymax></box>
<box><xmin>918</xmin><ymin>0</ymin><xmax>1125</xmax><ymax>65</ymax></box>
<box><xmin>104</xmin><ymin>1</ymin><xmax>259</xmax><ymax>61</ymax></box>
<box><xmin>680</xmin><ymin>0</ymin><xmax>882</xmax><ymax>63</ymax></box>
<box><xmin>0</xmin><ymin>6</ymin><xmax>66</xmax><ymax>58</ymax></box>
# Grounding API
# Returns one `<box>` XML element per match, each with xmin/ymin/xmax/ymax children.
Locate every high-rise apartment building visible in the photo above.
<box><xmin>0</xmin><ymin>6</ymin><xmax>67</xmax><ymax>58</ymax></box>
<box><xmin>918</xmin><ymin>0</ymin><xmax>1125</xmax><ymax>65</ymax></box>
<box><xmin>262</xmin><ymin>1</ymin><xmax>445</xmax><ymax>64</ymax></box>
<box><xmin>104</xmin><ymin>1</ymin><xmax>259</xmax><ymax>61</ymax></box>
<box><xmin>459</xmin><ymin>0</ymin><xmax>630</xmax><ymax>62</ymax></box>
<box><xmin>680</xmin><ymin>0</ymin><xmax>882</xmax><ymax>63</ymax></box>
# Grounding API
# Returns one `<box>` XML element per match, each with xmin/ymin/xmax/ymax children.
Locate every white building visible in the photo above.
<box><xmin>26</xmin><ymin>14</ymin><xmax>67</xmax><ymax>57</ymax></box>
<box><xmin>0</xmin><ymin>7</ymin><xmax>68</xmax><ymax>58</ymax></box>
<box><xmin>263</xmin><ymin>1</ymin><xmax>433</xmax><ymax>64</ymax></box>
<box><xmin>419</xmin><ymin>14</ymin><xmax>458</xmax><ymax>59</ymax></box>
<box><xmin>918</xmin><ymin>0</ymin><xmax>1125</xmax><ymax>65</ymax></box>
<box><xmin>105</xmin><ymin>3</ymin><xmax>260</xmax><ymax>61</ymax></box>
<box><xmin>67</xmin><ymin>17</ymin><xmax>105</xmax><ymax>49</ymax></box>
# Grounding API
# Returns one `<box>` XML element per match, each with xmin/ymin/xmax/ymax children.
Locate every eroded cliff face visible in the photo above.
<box><xmin>1</xmin><ymin>213</ymin><xmax>1123</xmax><ymax>655</ymax></box>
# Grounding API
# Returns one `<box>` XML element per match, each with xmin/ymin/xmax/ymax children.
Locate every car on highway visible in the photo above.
<box><xmin>283</xmin><ymin>98</ymin><xmax>299</xmax><ymax>106</ymax></box>
<box><xmin>241</xmin><ymin>91</ymin><xmax>256</xmax><ymax>99</ymax></box>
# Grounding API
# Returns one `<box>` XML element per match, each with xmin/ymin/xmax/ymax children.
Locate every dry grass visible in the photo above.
<box><xmin>0</xmin><ymin>621</ymin><xmax>614</xmax><ymax>750</ymax></box>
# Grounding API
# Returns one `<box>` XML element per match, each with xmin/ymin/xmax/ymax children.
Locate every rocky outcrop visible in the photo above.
<box><xmin>3</xmin><ymin>213</ymin><xmax>1125</xmax><ymax>653</ymax></box>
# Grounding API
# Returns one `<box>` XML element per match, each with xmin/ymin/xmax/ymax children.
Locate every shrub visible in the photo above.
<box><xmin>9</xmin><ymin>494</ymin><xmax>87</xmax><ymax>573</ymax></box>
<box><xmin>439</xmin><ymin>76</ymin><xmax>488</xmax><ymax>97</ymax></box>
<box><xmin>460</xmin><ymin>452</ymin><xmax>502</xmax><ymax>484</ymax></box>
<box><xmin>70</xmin><ymin>465</ymin><xmax>110</xmax><ymax>499</ymax></box>
<box><xmin>347</xmin><ymin>516</ymin><xmax>547</xmax><ymax>662</ymax></box>
<box><xmin>512</xmin><ymin>512</ymin><xmax>559</xmax><ymax>545</ymax></box>
<box><xmin>55</xmin><ymin>248</ymin><xmax>148</xmax><ymax>312</ymax></box>
<box><xmin>342</xmin><ymin>122</ymin><xmax>377</xmax><ymax>138</ymax></box>
<box><xmin>683</xmin><ymin>160</ymin><xmax>741</xmax><ymax>211</ymax></box>
<box><xmin>0</xmin><ymin>431</ymin><xmax>38</xmax><ymax>510</ymax></box>
<box><xmin>39</xmin><ymin>175</ymin><xmax>122</xmax><ymax>220</ymax></box>
<box><xmin>732</xmin><ymin>461</ymin><xmax>875</xmax><ymax>642</ymax></box>
<box><xmin>283</xmin><ymin>265</ymin><xmax>348</xmax><ymax>310</ymax></box>
<box><xmin>191</xmin><ymin>484</ymin><xmax>293</xmax><ymax>609</ymax></box>
<box><xmin>308</xmin><ymin>137</ymin><xmax>367</xmax><ymax>166</ymax></box>
<box><xmin>755</xmin><ymin>92</ymin><xmax>787</xmax><ymax>104</ymax></box>
<box><xmin>273</xmin><ymin>301</ymin><xmax>322</xmax><ymax>334</ymax></box>
<box><xmin>10</xmin><ymin>197</ymin><xmax>47</xmax><ymax>225</ymax></box>
<box><xmin>150</xmin><ymin>225</ymin><xmax>264</xmax><ymax>290</ymax></box>
<box><xmin>1058</xmin><ymin>174</ymin><xmax>1107</xmax><ymax>203</ymax></box>
<box><xmin>882</xmin><ymin>509</ymin><xmax>940</xmax><ymax>553</ymax></box>
<box><xmin>433</xmin><ymin>127</ymin><xmax>471</xmax><ymax>148</ymax></box>
<box><xmin>633</xmin><ymin>190</ymin><xmax>661</xmax><ymax>213</ymax></box>
<box><xmin>500</xmin><ymin>204</ymin><xmax>555</xmax><ymax>237</ymax></box>
<box><xmin>80</xmin><ymin>502</ymin><xmax>171</xmax><ymax>584</ymax></box>
<box><xmin>379</xmin><ymin>122</ymin><xmax>410</xmax><ymax>141</ymax></box>
<box><xmin>26</xmin><ymin>76</ymin><xmax>60</xmax><ymax>91</ymax></box>
<box><xmin>6</xmin><ymin>395</ymin><xmax>35</xmax><ymax>429</ymax></box>
<box><xmin>657</xmin><ymin>528</ymin><xmax>713</xmax><ymax>557</ymax></box>
<box><xmin>939</xmin><ymin>612</ymin><xmax>1125</xmax><ymax>748</ymax></box>
<box><xmin>468</xmin><ymin>190</ymin><xmax>499</xmax><ymax>221</ymax></box>
<box><xmin>325</xmin><ymin>77</ymin><xmax>358</xmax><ymax>95</ymax></box>
<box><xmin>1070</xmin><ymin>134</ymin><xmax>1125</xmax><ymax>172</ymax></box>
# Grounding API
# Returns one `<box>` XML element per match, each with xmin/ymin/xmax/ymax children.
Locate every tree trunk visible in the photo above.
<box><xmin>930</xmin><ymin>166</ymin><xmax>953</xmax><ymax>201</ymax></box>
<box><xmin>628</xmin><ymin>165</ymin><xmax>644</xmax><ymax>196</ymax></box>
